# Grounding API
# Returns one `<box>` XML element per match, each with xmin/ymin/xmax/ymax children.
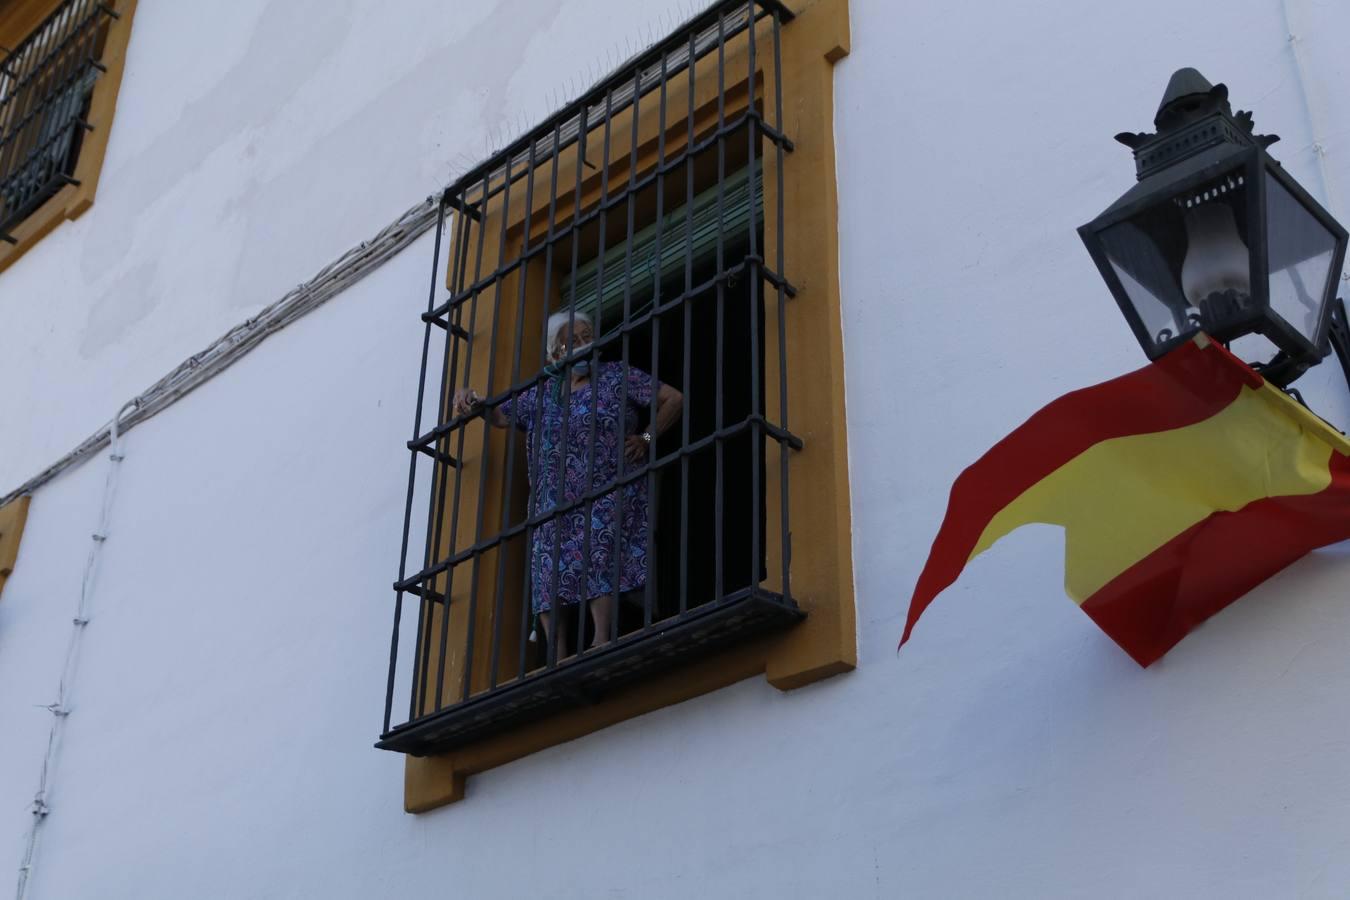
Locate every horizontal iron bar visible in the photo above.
<box><xmin>395</xmin><ymin>413</ymin><xmax>800</xmax><ymax>593</ymax></box>
<box><xmin>0</xmin><ymin>64</ymin><xmax>99</xmax><ymax>148</ymax></box>
<box><xmin>0</xmin><ymin>12</ymin><xmax>106</xmax><ymax>113</ymax></box>
<box><xmin>749</xmin><ymin>254</ymin><xmax>797</xmax><ymax>298</ymax></box>
<box><xmin>442</xmin><ymin>0</ymin><xmax>794</xmax><ymax>202</ymax></box>
<box><xmin>416</xmin><ymin>258</ymin><xmax>797</xmax><ymax>447</ymax></box>
<box><xmin>443</xmin><ymin>194</ymin><xmax>481</xmax><ymax>220</ymax></box>
<box><xmin>426</xmin><ymin>109</ymin><xmax>789</xmax><ymax>322</ymax></box>
<box><xmin>0</xmin><ymin>0</ymin><xmax>109</xmax><ymax>71</ymax></box>
<box><xmin>0</xmin><ymin>170</ymin><xmax>78</xmax><ymax>236</ymax></box>
<box><xmin>426</xmin><ymin>316</ymin><xmax>471</xmax><ymax>340</ymax></box>
<box><xmin>399</xmin><ymin>583</ymin><xmax>446</xmax><ymax>604</ymax></box>
<box><xmin>440</xmin><ymin>109</ymin><xmax>794</xmax><ymax>249</ymax></box>
<box><xmin>406</xmin><ymin>441</ymin><xmax>460</xmax><ymax>467</ymax></box>
<box><xmin>378</xmin><ymin>586</ymin><xmax>802</xmax><ymax>747</ymax></box>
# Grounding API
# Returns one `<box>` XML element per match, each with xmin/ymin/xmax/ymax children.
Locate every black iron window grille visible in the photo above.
<box><xmin>0</xmin><ymin>0</ymin><xmax>117</xmax><ymax>243</ymax></box>
<box><xmin>380</xmin><ymin>0</ymin><xmax>803</xmax><ymax>756</ymax></box>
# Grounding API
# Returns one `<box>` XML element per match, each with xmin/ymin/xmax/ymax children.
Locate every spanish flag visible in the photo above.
<box><xmin>901</xmin><ymin>335</ymin><xmax>1350</xmax><ymax>667</ymax></box>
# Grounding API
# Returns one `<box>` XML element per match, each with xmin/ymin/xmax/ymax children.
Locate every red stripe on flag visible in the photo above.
<box><xmin>1080</xmin><ymin>451</ymin><xmax>1350</xmax><ymax>667</ymax></box>
<box><xmin>901</xmin><ymin>339</ymin><xmax>1259</xmax><ymax>646</ymax></box>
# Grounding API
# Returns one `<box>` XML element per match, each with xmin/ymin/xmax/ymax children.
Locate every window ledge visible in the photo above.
<box><xmin>379</xmin><ymin>588</ymin><xmax>803</xmax><ymax>757</ymax></box>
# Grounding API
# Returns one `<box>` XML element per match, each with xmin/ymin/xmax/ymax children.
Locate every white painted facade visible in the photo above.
<box><xmin>3</xmin><ymin>0</ymin><xmax>1350</xmax><ymax>897</ymax></box>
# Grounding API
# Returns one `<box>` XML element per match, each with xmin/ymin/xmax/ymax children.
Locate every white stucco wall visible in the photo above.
<box><xmin>0</xmin><ymin>0</ymin><xmax>706</xmax><ymax>492</ymax></box>
<box><xmin>3</xmin><ymin>1</ymin><xmax>1350</xmax><ymax>898</ymax></box>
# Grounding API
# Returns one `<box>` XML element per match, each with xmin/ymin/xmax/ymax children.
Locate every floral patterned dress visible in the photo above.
<box><xmin>502</xmin><ymin>362</ymin><xmax>658</xmax><ymax>613</ymax></box>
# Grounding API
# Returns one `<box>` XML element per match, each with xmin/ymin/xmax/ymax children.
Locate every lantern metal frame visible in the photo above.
<box><xmin>1079</xmin><ymin>69</ymin><xmax>1349</xmax><ymax>387</ymax></box>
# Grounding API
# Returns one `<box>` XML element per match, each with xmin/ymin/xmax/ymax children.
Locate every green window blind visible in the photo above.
<box><xmin>561</xmin><ymin>160</ymin><xmax>763</xmax><ymax>332</ymax></box>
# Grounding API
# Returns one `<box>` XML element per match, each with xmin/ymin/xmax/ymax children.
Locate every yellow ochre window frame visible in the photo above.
<box><xmin>0</xmin><ymin>495</ymin><xmax>31</xmax><ymax>601</ymax></box>
<box><xmin>406</xmin><ymin>0</ymin><xmax>854</xmax><ymax>811</ymax></box>
<box><xmin>0</xmin><ymin>0</ymin><xmax>137</xmax><ymax>275</ymax></box>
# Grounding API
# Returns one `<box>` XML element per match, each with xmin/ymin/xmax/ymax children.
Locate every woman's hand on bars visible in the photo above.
<box><xmin>452</xmin><ymin>388</ymin><xmax>509</xmax><ymax>427</ymax></box>
<box><xmin>452</xmin><ymin>388</ymin><xmax>481</xmax><ymax>418</ymax></box>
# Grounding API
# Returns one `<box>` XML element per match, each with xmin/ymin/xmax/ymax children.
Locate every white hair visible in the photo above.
<box><xmin>545</xmin><ymin>310</ymin><xmax>594</xmax><ymax>357</ymax></box>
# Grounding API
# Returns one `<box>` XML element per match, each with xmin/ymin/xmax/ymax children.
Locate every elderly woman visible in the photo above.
<box><xmin>453</xmin><ymin>311</ymin><xmax>683</xmax><ymax>657</ymax></box>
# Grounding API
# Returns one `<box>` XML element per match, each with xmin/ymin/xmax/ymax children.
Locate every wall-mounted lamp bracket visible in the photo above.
<box><xmin>1329</xmin><ymin>296</ymin><xmax>1350</xmax><ymax>393</ymax></box>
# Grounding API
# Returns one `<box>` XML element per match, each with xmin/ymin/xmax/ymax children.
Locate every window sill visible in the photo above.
<box><xmin>380</xmin><ymin>588</ymin><xmax>803</xmax><ymax>756</ymax></box>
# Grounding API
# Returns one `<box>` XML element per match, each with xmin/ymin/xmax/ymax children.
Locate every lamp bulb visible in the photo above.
<box><xmin>1180</xmin><ymin>202</ymin><xmax>1251</xmax><ymax>305</ymax></box>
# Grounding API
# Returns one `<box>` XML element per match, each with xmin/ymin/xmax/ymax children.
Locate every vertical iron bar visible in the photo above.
<box><xmin>79</xmin><ymin>0</ymin><xmax>103</xmax><ymax>142</ymax></box>
<box><xmin>385</xmin><ymin>197</ymin><xmax>446</xmax><ymax>734</ymax></box>
<box><xmin>462</xmin><ymin>153</ymin><xmax>517</xmax><ymax>702</ymax></box>
<box><xmin>430</xmin><ymin>176</ymin><xmax>491</xmax><ymax>713</ymax></box>
<box><xmin>0</xmin><ymin>7</ymin><xmax>59</xmax><ymax>203</ymax></box>
<box><xmin>546</xmin><ymin>99</ymin><xmax>591</xmax><ymax>669</ymax></box>
<box><xmin>0</xmin><ymin>10</ymin><xmax>42</xmax><ymax>183</ymax></box>
<box><xmin>772</xmin><ymin>8</ymin><xmax>790</xmax><ymax>602</ymax></box>
<box><xmin>7</xmin><ymin>1</ymin><xmax>86</xmax><ymax>207</ymax></box>
<box><xmin>713</xmin><ymin>10</ymin><xmax>727</xmax><ymax>604</ymax></box>
<box><xmin>519</xmin><ymin>122</ymin><xmax>565</xmax><ymax>680</ymax></box>
<box><xmin>746</xmin><ymin>0</ymin><xmax>762</xmax><ymax>597</ymax></box>
<box><xmin>83</xmin><ymin>0</ymin><xmax>101</xmax><ymax>82</ymax></box>
<box><xmin>575</xmin><ymin>85</ymin><xmax>614</xmax><ymax>657</ymax></box>
<box><xmin>488</xmin><ymin>137</ymin><xmax>538</xmax><ymax>691</ymax></box>
<box><xmin>25</xmin><ymin>0</ymin><xmax>71</xmax><ymax>201</ymax></box>
<box><xmin>57</xmin><ymin>1</ymin><xmax>97</xmax><ymax>167</ymax></box>
<box><xmin>43</xmin><ymin>0</ymin><xmax>88</xmax><ymax>177</ymax></box>
<box><xmin>57</xmin><ymin>0</ymin><xmax>94</xmax><ymax>184</ymax></box>
<box><xmin>644</xmin><ymin>48</ymin><xmax>670</xmax><ymax>631</ymax></box>
<box><xmin>0</xmin><ymin>17</ymin><xmax>38</xmax><ymax>121</ymax></box>
<box><xmin>0</xmin><ymin>49</ymin><xmax>13</xmax><ymax>139</ymax></box>
<box><xmin>413</xmin><ymin>188</ymin><xmax>472</xmax><ymax>717</ymax></box>
<box><xmin>610</xmin><ymin>66</ymin><xmax>643</xmax><ymax>645</ymax></box>
<box><xmin>411</xmin><ymin>197</ymin><xmax>465</xmax><ymax>718</ymax></box>
<box><xmin>678</xmin><ymin>27</ymin><xmax>696</xmax><ymax>618</ymax></box>
<box><xmin>13</xmin><ymin>4</ymin><xmax>67</xmax><ymax>121</ymax></box>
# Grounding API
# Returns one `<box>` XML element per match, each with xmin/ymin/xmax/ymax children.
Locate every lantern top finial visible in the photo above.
<box><xmin>1114</xmin><ymin>68</ymin><xmax>1279</xmax><ymax>171</ymax></box>
<box><xmin>1154</xmin><ymin>68</ymin><xmax>1229</xmax><ymax>130</ymax></box>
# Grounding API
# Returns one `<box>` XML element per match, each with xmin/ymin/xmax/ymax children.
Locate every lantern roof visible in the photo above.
<box><xmin>1112</xmin><ymin>68</ymin><xmax>1279</xmax><ymax>181</ymax></box>
<box><xmin>1154</xmin><ymin>68</ymin><xmax>1226</xmax><ymax>127</ymax></box>
<box><xmin>1095</xmin><ymin>140</ymin><xmax>1251</xmax><ymax>223</ymax></box>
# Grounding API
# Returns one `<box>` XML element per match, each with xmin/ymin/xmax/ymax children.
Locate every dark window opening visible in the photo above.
<box><xmin>565</xmin><ymin>182</ymin><xmax>767</xmax><ymax>651</ymax></box>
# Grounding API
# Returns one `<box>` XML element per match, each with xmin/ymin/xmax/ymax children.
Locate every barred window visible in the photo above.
<box><xmin>0</xmin><ymin>0</ymin><xmax>131</xmax><ymax>270</ymax></box>
<box><xmin>0</xmin><ymin>0</ymin><xmax>117</xmax><ymax>240</ymax></box>
<box><xmin>381</xmin><ymin>0</ymin><xmax>855</xmax><ymax>775</ymax></box>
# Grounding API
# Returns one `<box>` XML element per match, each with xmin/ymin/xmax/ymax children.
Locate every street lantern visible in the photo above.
<box><xmin>1080</xmin><ymin>68</ymin><xmax>1349</xmax><ymax>386</ymax></box>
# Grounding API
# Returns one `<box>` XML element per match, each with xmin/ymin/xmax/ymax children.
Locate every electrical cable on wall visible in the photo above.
<box><xmin>14</xmin><ymin>401</ymin><xmax>134</xmax><ymax>900</ymax></box>
<box><xmin>1280</xmin><ymin>0</ymin><xmax>1343</xmax><ymax>220</ymax></box>
<box><xmin>0</xmin><ymin>197</ymin><xmax>439</xmax><ymax>510</ymax></box>
<box><xmin>1</xmin><ymin>10</ymin><xmax>722</xmax><ymax>891</ymax></box>
<box><xmin>0</xmin><ymin>0</ymin><xmax>712</xmax><ymax>513</ymax></box>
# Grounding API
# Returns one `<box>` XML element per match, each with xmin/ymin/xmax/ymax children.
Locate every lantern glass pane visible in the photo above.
<box><xmin>1097</xmin><ymin>166</ymin><xmax>1256</xmax><ymax>354</ymax></box>
<box><xmin>1099</xmin><ymin>218</ymin><xmax>1195</xmax><ymax>353</ymax></box>
<box><xmin>1265</xmin><ymin>171</ymin><xmax>1337</xmax><ymax>343</ymax></box>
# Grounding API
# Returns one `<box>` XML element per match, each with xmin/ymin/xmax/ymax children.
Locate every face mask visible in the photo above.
<box><xmin>545</xmin><ymin>339</ymin><xmax>592</xmax><ymax>399</ymax></box>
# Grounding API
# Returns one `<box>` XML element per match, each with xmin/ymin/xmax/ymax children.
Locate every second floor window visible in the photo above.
<box><xmin>0</xmin><ymin>0</ymin><xmax>118</xmax><ymax>243</ymax></box>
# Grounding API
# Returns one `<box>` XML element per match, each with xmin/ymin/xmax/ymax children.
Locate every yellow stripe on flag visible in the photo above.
<box><xmin>969</xmin><ymin>382</ymin><xmax>1345</xmax><ymax>604</ymax></box>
